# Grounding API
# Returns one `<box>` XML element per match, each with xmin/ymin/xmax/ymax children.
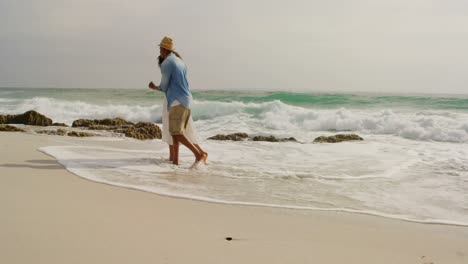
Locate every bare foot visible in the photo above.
<box><xmin>201</xmin><ymin>152</ymin><xmax>208</xmax><ymax>165</ymax></box>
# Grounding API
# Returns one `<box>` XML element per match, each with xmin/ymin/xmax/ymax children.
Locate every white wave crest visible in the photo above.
<box><xmin>2</xmin><ymin>97</ymin><xmax>163</xmax><ymax>125</ymax></box>
<box><xmin>242</xmin><ymin>100</ymin><xmax>468</xmax><ymax>143</ymax></box>
<box><xmin>3</xmin><ymin>97</ymin><xmax>468</xmax><ymax>142</ymax></box>
<box><xmin>192</xmin><ymin>100</ymin><xmax>468</xmax><ymax>142</ymax></box>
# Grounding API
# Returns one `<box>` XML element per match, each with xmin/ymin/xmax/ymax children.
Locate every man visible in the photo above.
<box><xmin>148</xmin><ymin>36</ymin><xmax>207</xmax><ymax>166</ymax></box>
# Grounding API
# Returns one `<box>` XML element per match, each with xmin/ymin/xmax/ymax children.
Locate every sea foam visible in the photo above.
<box><xmin>2</xmin><ymin>97</ymin><xmax>468</xmax><ymax>143</ymax></box>
<box><xmin>39</xmin><ymin>135</ymin><xmax>468</xmax><ymax>226</ymax></box>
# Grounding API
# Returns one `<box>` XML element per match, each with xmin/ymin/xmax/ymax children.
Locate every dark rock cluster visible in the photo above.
<box><xmin>208</xmin><ymin>133</ymin><xmax>249</xmax><ymax>141</ymax></box>
<box><xmin>52</xmin><ymin>123</ymin><xmax>68</xmax><ymax>127</ymax></box>
<box><xmin>71</xmin><ymin>118</ymin><xmax>161</xmax><ymax>140</ymax></box>
<box><xmin>72</xmin><ymin>117</ymin><xmax>134</xmax><ymax>128</ymax></box>
<box><xmin>0</xmin><ymin>125</ymin><xmax>26</xmax><ymax>132</ymax></box>
<box><xmin>70</xmin><ymin>118</ymin><xmax>161</xmax><ymax>140</ymax></box>
<box><xmin>252</xmin><ymin>135</ymin><xmax>297</xmax><ymax>142</ymax></box>
<box><xmin>36</xmin><ymin>129</ymin><xmax>68</xmax><ymax>136</ymax></box>
<box><xmin>313</xmin><ymin>134</ymin><xmax>364</xmax><ymax>143</ymax></box>
<box><xmin>208</xmin><ymin>133</ymin><xmax>297</xmax><ymax>142</ymax></box>
<box><xmin>36</xmin><ymin>129</ymin><xmax>96</xmax><ymax>137</ymax></box>
<box><xmin>1</xmin><ymin>111</ymin><xmax>364</xmax><ymax>144</ymax></box>
<box><xmin>0</xmin><ymin>110</ymin><xmax>52</xmax><ymax>126</ymax></box>
<box><xmin>0</xmin><ymin>110</ymin><xmax>162</xmax><ymax>140</ymax></box>
<box><xmin>67</xmin><ymin>131</ymin><xmax>96</xmax><ymax>137</ymax></box>
<box><xmin>208</xmin><ymin>133</ymin><xmax>364</xmax><ymax>143</ymax></box>
<box><xmin>118</xmin><ymin>122</ymin><xmax>162</xmax><ymax>140</ymax></box>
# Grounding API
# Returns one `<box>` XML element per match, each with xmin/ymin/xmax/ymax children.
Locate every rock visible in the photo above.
<box><xmin>71</xmin><ymin>118</ymin><xmax>160</xmax><ymax>140</ymax></box>
<box><xmin>67</xmin><ymin>131</ymin><xmax>96</xmax><ymax>137</ymax></box>
<box><xmin>252</xmin><ymin>135</ymin><xmax>279</xmax><ymax>142</ymax></box>
<box><xmin>313</xmin><ymin>134</ymin><xmax>363</xmax><ymax>143</ymax></box>
<box><xmin>208</xmin><ymin>133</ymin><xmax>249</xmax><ymax>141</ymax></box>
<box><xmin>281</xmin><ymin>137</ymin><xmax>298</xmax><ymax>142</ymax></box>
<box><xmin>121</xmin><ymin>122</ymin><xmax>162</xmax><ymax>140</ymax></box>
<box><xmin>71</xmin><ymin>119</ymin><xmax>94</xmax><ymax>127</ymax></box>
<box><xmin>231</xmin><ymin>133</ymin><xmax>249</xmax><ymax>138</ymax></box>
<box><xmin>87</xmin><ymin>124</ymin><xmax>134</xmax><ymax>131</ymax></box>
<box><xmin>252</xmin><ymin>135</ymin><xmax>298</xmax><ymax>142</ymax></box>
<box><xmin>72</xmin><ymin>117</ymin><xmax>134</xmax><ymax>128</ymax></box>
<box><xmin>87</xmin><ymin>125</ymin><xmax>117</xmax><ymax>130</ymax></box>
<box><xmin>36</xmin><ymin>129</ymin><xmax>68</xmax><ymax>136</ymax></box>
<box><xmin>0</xmin><ymin>110</ymin><xmax>52</xmax><ymax>126</ymax></box>
<box><xmin>208</xmin><ymin>133</ymin><xmax>297</xmax><ymax>142</ymax></box>
<box><xmin>52</xmin><ymin>123</ymin><xmax>68</xmax><ymax>127</ymax></box>
<box><xmin>0</xmin><ymin>125</ymin><xmax>25</xmax><ymax>132</ymax></box>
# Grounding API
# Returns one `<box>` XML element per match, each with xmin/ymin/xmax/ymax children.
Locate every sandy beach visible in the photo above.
<box><xmin>1</xmin><ymin>131</ymin><xmax>468</xmax><ymax>264</ymax></box>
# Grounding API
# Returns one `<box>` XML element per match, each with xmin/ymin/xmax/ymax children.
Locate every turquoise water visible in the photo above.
<box><xmin>1</xmin><ymin>87</ymin><xmax>468</xmax><ymax>111</ymax></box>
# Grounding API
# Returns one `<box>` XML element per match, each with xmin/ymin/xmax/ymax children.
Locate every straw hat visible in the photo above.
<box><xmin>159</xmin><ymin>36</ymin><xmax>175</xmax><ymax>51</ymax></box>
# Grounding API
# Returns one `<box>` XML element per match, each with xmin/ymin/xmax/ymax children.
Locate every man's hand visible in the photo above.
<box><xmin>148</xmin><ymin>81</ymin><xmax>160</xmax><ymax>91</ymax></box>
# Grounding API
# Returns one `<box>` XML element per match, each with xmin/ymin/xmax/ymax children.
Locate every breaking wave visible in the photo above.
<box><xmin>1</xmin><ymin>97</ymin><xmax>468</xmax><ymax>142</ymax></box>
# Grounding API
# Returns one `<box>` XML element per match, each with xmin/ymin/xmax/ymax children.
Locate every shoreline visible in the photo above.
<box><xmin>2</xmin><ymin>132</ymin><xmax>468</xmax><ymax>264</ymax></box>
<box><xmin>39</xmin><ymin>143</ymin><xmax>468</xmax><ymax>228</ymax></box>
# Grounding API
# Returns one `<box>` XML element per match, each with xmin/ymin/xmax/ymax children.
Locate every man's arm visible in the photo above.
<box><xmin>159</xmin><ymin>60</ymin><xmax>172</xmax><ymax>92</ymax></box>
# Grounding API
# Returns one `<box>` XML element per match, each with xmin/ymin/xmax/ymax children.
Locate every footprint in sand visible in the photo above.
<box><xmin>420</xmin><ymin>255</ymin><xmax>435</xmax><ymax>264</ymax></box>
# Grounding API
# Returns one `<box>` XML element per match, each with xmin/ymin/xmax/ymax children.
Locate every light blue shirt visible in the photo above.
<box><xmin>159</xmin><ymin>53</ymin><xmax>192</xmax><ymax>110</ymax></box>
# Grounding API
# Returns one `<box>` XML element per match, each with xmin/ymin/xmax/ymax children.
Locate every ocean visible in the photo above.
<box><xmin>1</xmin><ymin>87</ymin><xmax>468</xmax><ymax>226</ymax></box>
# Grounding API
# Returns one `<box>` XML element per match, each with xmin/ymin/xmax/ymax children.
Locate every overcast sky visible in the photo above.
<box><xmin>1</xmin><ymin>0</ymin><xmax>468</xmax><ymax>94</ymax></box>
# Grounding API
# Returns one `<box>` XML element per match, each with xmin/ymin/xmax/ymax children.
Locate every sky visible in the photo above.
<box><xmin>1</xmin><ymin>0</ymin><xmax>468</xmax><ymax>94</ymax></box>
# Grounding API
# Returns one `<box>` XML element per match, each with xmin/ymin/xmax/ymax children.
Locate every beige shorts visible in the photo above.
<box><xmin>168</xmin><ymin>105</ymin><xmax>191</xmax><ymax>135</ymax></box>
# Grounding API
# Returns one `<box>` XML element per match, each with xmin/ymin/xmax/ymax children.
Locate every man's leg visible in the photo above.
<box><xmin>168</xmin><ymin>105</ymin><xmax>203</xmax><ymax>165</ymax></box>
<box><xmin>172</xmin><ymin>139</ymin><xmax>180</xmax><ymax>165</ymax></box>
<box><xmin>172</xmin><ymin>134</ymin><xmax>202</xmax><ymax>165</ymax></box>
<box><xmin>169</xmin><ymin>144</ymin><xmax>175</xmax><ymax>162</ymax></box>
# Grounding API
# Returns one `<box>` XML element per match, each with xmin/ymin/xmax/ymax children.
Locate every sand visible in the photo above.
<box><xmin>1</xmin><ymin>132</ymin><xmax>467</xmax><ymax>264</ymax></box>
